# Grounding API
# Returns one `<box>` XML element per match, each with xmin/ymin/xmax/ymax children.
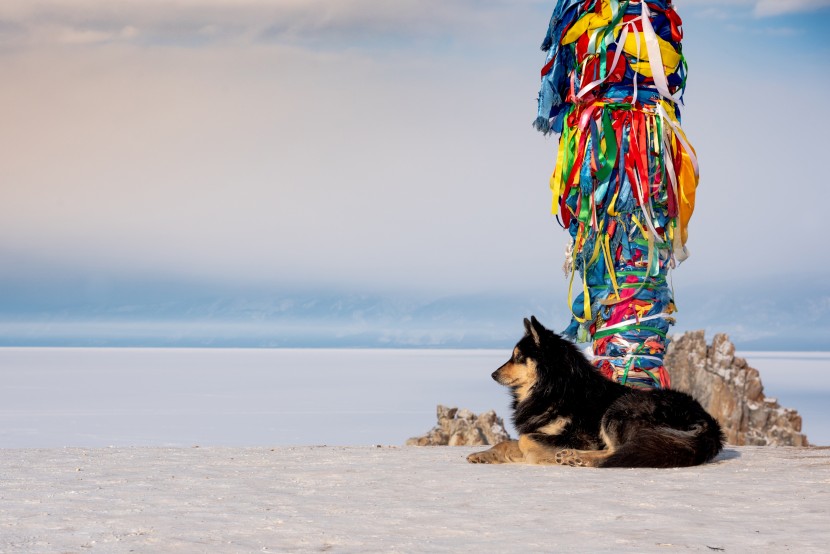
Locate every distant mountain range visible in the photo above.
<box><xmin>1</xmin><ymin>272</ymin><xmax>827</xmax><ymax>350</ymax></box>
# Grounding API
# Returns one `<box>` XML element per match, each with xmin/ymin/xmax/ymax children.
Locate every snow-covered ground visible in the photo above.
<box><xmin>0</xmin><ymin>348</ymin><xmax>828</xmax><ymax>448</ymax></box>
<box><xmin>1</xmin><ymin>445</ymin><xmax>829</xmax><ymax>552</ymax></box>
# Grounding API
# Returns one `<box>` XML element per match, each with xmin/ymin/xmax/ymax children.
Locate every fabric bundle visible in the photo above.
<box><xmin>535</xmin><ymin>0</ymin><xmax>699</xmax><ymax>389</ymax></box>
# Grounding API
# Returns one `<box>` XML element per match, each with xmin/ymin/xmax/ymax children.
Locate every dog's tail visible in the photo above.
<box><xmin>599</xmin><ymin>422</ymin><xmax>725</xmax><ymax>468</ymax></box>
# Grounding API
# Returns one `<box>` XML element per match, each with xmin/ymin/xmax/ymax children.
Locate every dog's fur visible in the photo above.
<box><xmin>467</xmin><ymin>317</ymin><xmax>724</xmax><ymax>468</ymax></box>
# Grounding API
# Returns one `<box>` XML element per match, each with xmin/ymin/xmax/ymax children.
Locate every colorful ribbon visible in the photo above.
<box><xmin>536</xmin><ymin>0</ymin><xmax>699</xmax><ymax>389</ymax></box>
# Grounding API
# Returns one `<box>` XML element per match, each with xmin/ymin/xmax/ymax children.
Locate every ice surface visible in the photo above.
<box><xmin>0</xmin><ymin>348</ymin><xmax>827</xmax><ymax>448</ymax></box>
<box><xmin>739</xmin><ymin>351</ymin><xmax>830</xmax><ymax>444</ymax></box>
<box><xmin>0</xmin><ymin>348</ymin><xmax>514</xmax><ymax>448</ymax></box>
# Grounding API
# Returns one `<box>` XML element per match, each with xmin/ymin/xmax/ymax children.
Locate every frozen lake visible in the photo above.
<box><xmin>0</xmin><ymin>348</ymin><xmax>828</xmax><ymax>448</ymax></box>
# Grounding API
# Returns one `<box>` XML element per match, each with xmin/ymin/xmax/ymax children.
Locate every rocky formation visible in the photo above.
<box><xmin>666</xmin><ymin>331</ymin><xmax>809</xmax><ymax>447</ymax></box>
<box><xmin>406</xmin><ymin>405</ymin><xmax>511</xmax><ymax>447</ymax></box>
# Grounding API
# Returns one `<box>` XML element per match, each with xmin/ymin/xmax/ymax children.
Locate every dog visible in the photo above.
<box><xmin>467</xmin><ymin>316</ymin><xmax>724</xmax><ymax>467</ymax></box>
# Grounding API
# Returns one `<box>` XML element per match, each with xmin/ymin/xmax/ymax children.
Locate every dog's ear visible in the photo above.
<box><xmin>529</xmin><ymin>316</ymin><xmax>548</xmax><ymax>345</ymax></box>
<box><xmin>523</xmin><ymin>318</ymin><xmax>532</xmax><ymax>337</ymax></box>
<box><xmin>528</xmin><ymin>315</ymin><xmax>542</xmax><ymax>346</ymax></box>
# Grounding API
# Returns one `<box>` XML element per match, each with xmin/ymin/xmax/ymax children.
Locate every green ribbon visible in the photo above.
<box><xmin>593</xmin><ymin>324</ymin><xmax>667</xmax><ymax>340</ymax></box>
<box><xmin>594</xmin><ymin>109</ymin><xmax>618</xmax><ymax>184</ymax></box>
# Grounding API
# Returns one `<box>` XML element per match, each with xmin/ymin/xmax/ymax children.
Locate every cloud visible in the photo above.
<box><xmin>693</xmin><ymin>8</ymin><xmax>735</xmax><ymax>20</ymax></box>
<box><xmin>0</xmin><ymin>0</ymin><xmax>545</xmax><ymax>48</ymax></box>
<box><xmin>753</xmin><ymin>0</ymin><xmax>830</xmax><ymax>16</ymax></box>
<box><xmin>687</xmin><ymin>0</ymin><xmax>830</xmax><ymax>17</ymax></box>
<box><xmin>753</xmin><ymin>25</ymin><xmax>799</xmax><ymax>35</ymax></box>
<box><xmin>30</xmin><ymin>23</ymin><xmax>140</xmax><ymax>45</ymax></box>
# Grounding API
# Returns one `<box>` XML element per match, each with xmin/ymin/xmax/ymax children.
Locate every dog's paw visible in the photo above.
<box><xmin>554</xmin><ymin>449</ymin><xmax>588</xmax><ymax>467</ymax></box>
<box><xmin>467</xmin><ymin>451</ymin><xmax>497</xmax><ymax>464</ymax></box>
<box><xmin>466</xmin><ymin>451</ymin><xmax>490</xmax><ymax>464</ymax></box>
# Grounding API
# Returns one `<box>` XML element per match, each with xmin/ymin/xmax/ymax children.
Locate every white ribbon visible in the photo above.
<box><xmin>640</xmin><ymin>1</ymin><xmax>673</xmax><ymax>101</ymax></box>
<box><xmin>593</xmin><ymin>354</ymin><xmax>664</xmax><ymax>364</ymax></box>
<box><xmin>660</xmin><ymin>124</ymin><xmax>689</xmax><ymax>262</ymax></box>
<box><xmin>656</xmin><ymin>103</ymin><xmax>699</xmax><ymax>178</ymax></box>
<box><xmin>596</xmin><ymin>312</ymin><xmax>674</xmax><ymax>334</ymax></box>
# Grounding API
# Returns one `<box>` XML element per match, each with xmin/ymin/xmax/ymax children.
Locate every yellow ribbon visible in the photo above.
<box><xmin>562</xmin><ymin>1</ymin><xmax>613</xmax><ymax>45</ymax></box>
<box><xmin>550</xmin><ymin>139</ymin><xmax>567</xmax><ymax>215</ymax></box>
<box><xmin>622</xmin><ymin>29</ymin><xmax>681</xmax><ymax>77</ymax></box>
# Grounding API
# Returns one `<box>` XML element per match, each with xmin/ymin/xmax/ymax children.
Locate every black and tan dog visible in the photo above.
<box><xmin>467</xmin><ymin>317</ymin><xmax>724</xmax><ymax>467</ymax></box>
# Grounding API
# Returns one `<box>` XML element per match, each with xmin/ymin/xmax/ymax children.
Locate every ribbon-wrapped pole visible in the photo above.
<box><xmin>537</xmin><ymin>0</ymin><xmax>698</xmax><ymax>389</ymax></box>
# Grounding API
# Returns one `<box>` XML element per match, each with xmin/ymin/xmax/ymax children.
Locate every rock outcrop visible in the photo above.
<box><xmin>406</xmin><ymin>405</ymin><xmax>511</xmax><ymax>447</ymax></box>
<box><xmin>666</xmin><ymin>331</ymin><xmax>809</xmax><ymax>447</ymax></box>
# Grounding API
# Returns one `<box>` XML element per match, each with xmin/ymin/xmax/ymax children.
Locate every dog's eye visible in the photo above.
<box><xmin>515</xmin><ymin>355</ymin><xmax>525</xmax><ymax>364</ymax></box>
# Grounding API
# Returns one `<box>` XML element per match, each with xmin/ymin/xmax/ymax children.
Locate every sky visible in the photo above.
<box><xmin>1</xmin><ymin>0</ymin><xmax>829</xmax><ymax>313</ymax></box>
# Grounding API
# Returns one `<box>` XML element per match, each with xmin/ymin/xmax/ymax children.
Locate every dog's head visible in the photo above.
<box><xmin>492</xmin><ymin>316</ymin><xmax>581</xmax><ymax>403</ymax></box>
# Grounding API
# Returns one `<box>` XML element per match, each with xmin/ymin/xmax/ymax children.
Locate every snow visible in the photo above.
<box><xmin>1</xmin><ymin>446</ymin><xmax>829</xmax><ymax>552</ymax></box>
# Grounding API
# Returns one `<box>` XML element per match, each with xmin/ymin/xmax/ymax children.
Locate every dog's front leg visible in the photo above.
<box><xmin>519</xmin><ymin>434</ymin><xmax>610</xmax><ymax>467</ymax></box>
<box><xmin>518</xmin><ymin>434</ymin><xmax>562</xmax><ymax>465</ymax></box>
<box><xmin>467</xmin><ymin>440</ymin><xmax>525</xmax><ymax>464</ymax></box>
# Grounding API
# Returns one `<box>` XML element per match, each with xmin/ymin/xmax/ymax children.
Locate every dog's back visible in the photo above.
<box><xmin>598</xmin><ymin>389</ymin><xmax>725</xmax><ymax>468</ymax></box>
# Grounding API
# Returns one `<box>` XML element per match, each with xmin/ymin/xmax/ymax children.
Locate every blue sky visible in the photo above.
<box><xmin>1</xmin><ymin>1</ymin><xmax>829</xmax><ymax>346</ymax></box>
